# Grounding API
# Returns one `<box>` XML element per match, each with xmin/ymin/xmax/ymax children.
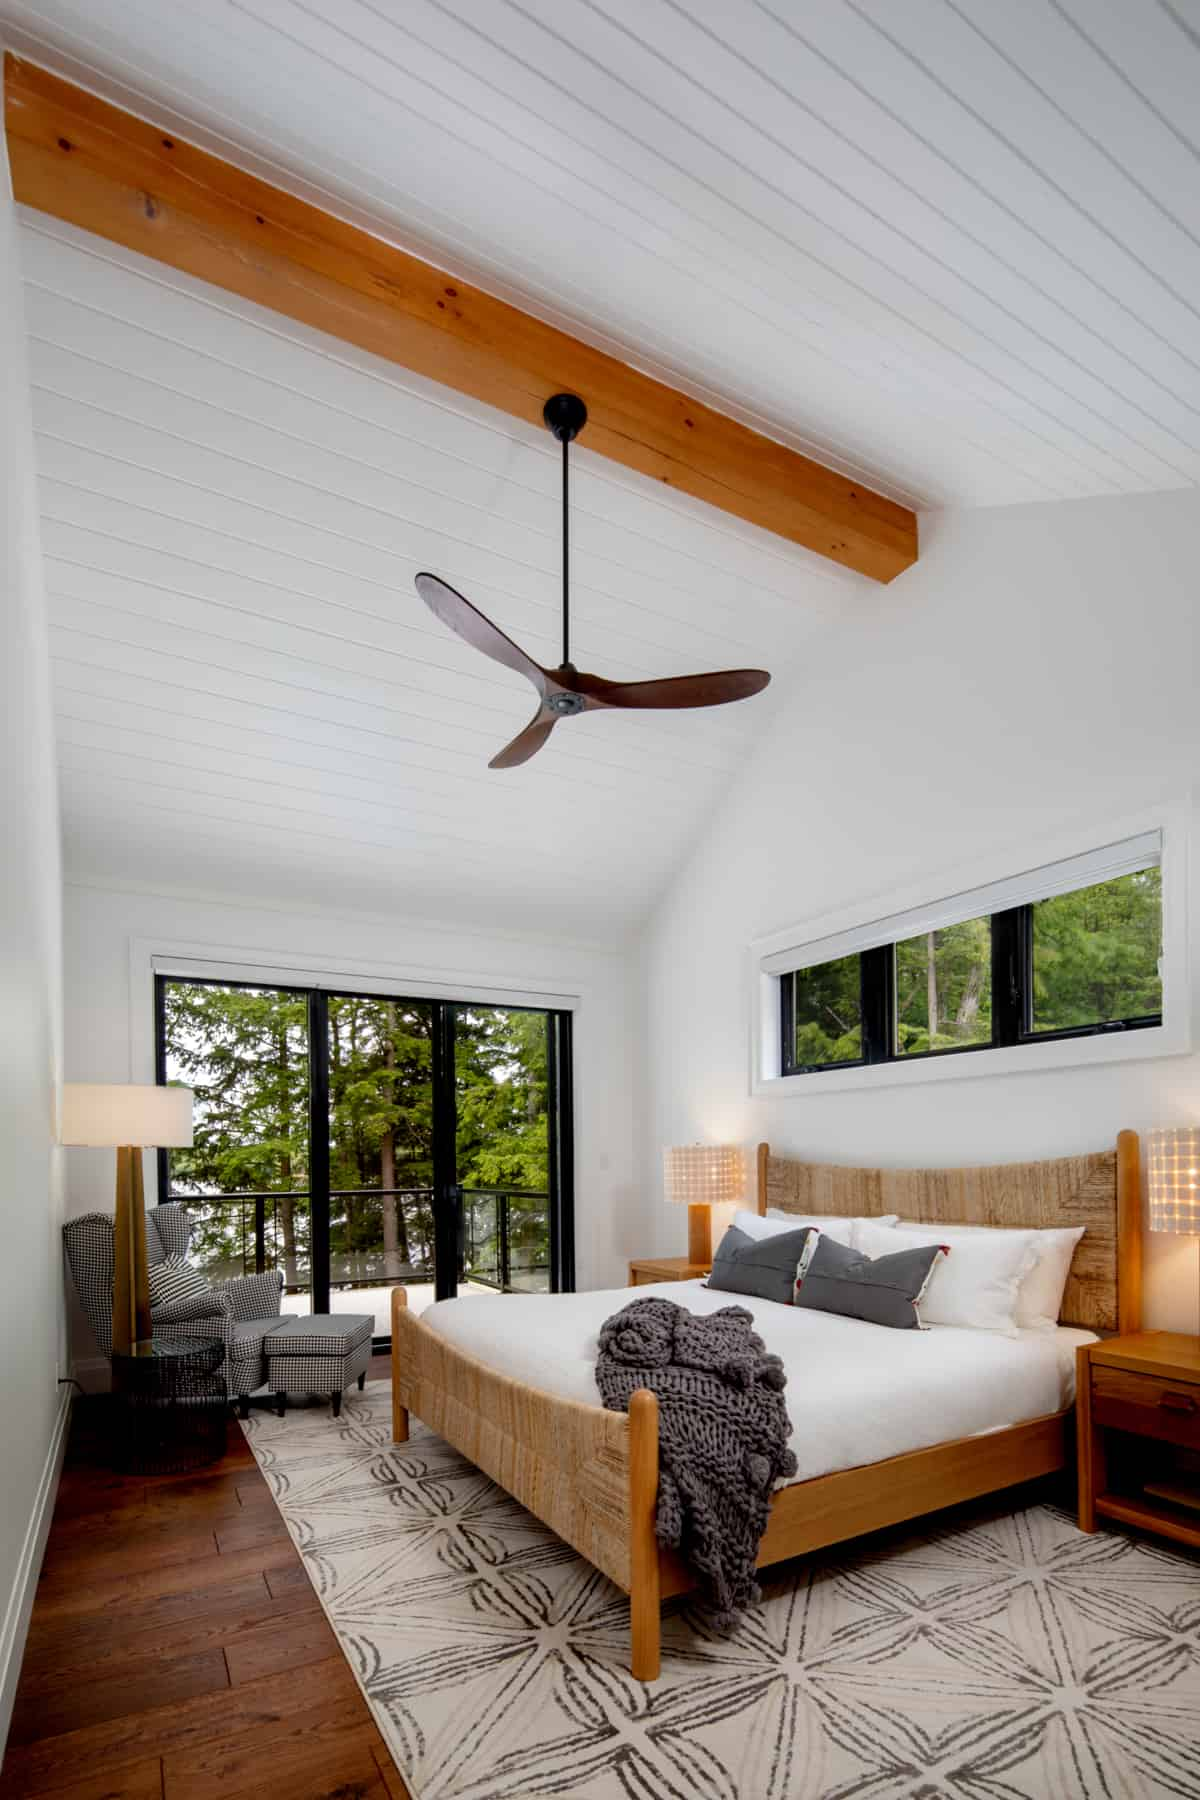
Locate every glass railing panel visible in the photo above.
<box><xmin>172</xmin><ymin>1183</ymin><xmax>551</xmax><ymax>1334</ymax></box>
<box><xmin>504</xmin><ymin>1191</ymin><xmax>551</xmax><ymax>1295</ymax></box>
<box><xmin>328</xmin><ymin>1188</ymin><xmax>438</xmax><ymax>1330</ymax></box>
<box><xmin>461</xmin><ymin>1189</ymin><xmax>550</xmax><ymax>1295</ymax></box>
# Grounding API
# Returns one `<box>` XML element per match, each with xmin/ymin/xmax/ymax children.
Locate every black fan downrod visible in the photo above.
<box><xmin>543</xmin><ymin>392</ymin><xmax>587</xmax><ymax>677</ymax></box>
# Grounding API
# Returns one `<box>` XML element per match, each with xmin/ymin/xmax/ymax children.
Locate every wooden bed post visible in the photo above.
<box><xmin>1075</xmin><ymin>1341</ymin><xmax>1101</xmax><ymax>1533</ymax></box>
<box><xmin>628</xmin><ymin>1388</ymin><xmax>661</xmax><ymax>1682</ymax></box>
<box><xmin>391</xmin><ymin>1286</ymin><xmax>410</xmax><ymax>1444</ymax></box>
<box><xmin>756</xmin><ymin>1142</ymin><xmax>769</xmax><ymax>1217</ymax></box>
<box><xmin>1116</xmin><ymin>1129</ymin><xmax>1143</xmax><ymax>1337</ymax></box>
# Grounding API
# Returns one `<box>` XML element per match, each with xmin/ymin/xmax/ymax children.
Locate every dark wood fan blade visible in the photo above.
<box><xmin>489</xmin><ymin>707</ymin><xmax>558</xmax><ymax>769</ymax></box>
<box><xmin>416</xmin><ymin>572</ymin><xmax>546</xmax><ymax>692</ymax></box>
<box><xmin>575</xmin><ymin>668</ymin><xmax>770</xmax><ymax>710</ymax></box>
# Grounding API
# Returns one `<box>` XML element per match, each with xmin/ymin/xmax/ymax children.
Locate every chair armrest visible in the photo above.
<box><xmin>151</xmin><ymin>1288</ymin><xmax>233</xmax><ymax>1327</ymax></box>
<box><xmin>221</xmin><ymin>1269</ymin><xmax>285</xmax><ymax>1321</ymax></box>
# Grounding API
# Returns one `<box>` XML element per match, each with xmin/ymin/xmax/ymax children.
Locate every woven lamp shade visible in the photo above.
<box><xmin>1147</xmin><ymin>1127</ymin><xmax>1200</xmax><ymax>1234</ymax></box>
<box><xmin>663</xmin><ymin>1144</ymin><xmax>744</xmax><ymax>1267</ymax></box>
<box><xmin>663</xmin><ymin>1144</ymin><xmax>744</xmax><ymax>1207</ymax></box>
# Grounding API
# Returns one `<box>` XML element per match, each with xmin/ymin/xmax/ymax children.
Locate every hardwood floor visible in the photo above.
<box><xmin>4</xmin><ymin>1359</ymin><xmax>412</xmax><ymax>1800</ymax></box>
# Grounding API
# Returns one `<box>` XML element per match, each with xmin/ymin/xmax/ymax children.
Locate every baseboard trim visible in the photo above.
<box><xmin>0</xmin><ymin>1384</ymin><xmax>72</xmax><ymax>1758</ymax></box>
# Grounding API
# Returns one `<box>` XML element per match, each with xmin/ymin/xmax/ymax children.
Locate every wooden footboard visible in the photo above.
<box><xmin>390</xmin><ymin>1288</ymin><xmax>663</xmax><ymax>1674</ymax></box>
<box><xmin>390</xmin><ymin>1288</ymin><xmax>1069</xmax><ymax>1683</ymax></box>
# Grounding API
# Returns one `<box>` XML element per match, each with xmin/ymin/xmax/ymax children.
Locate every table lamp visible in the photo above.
<box><xmin>663</xmin><ymin>1143</ymin><xmax>744</xmax><ymax>1266</ymax></box>
<box><xmin>1147</xmin><ymin>1126</ymin><xmax>1200</xmax><ymax>1336</ymax></box>
<box><xmin>59</xmin><ymin>1083</ymin><xmax>194</xmax><ymax>1357</ymax></box>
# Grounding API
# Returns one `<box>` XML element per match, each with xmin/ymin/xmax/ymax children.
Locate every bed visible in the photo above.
<box><xmin>390</xmin><ymin>1131</ymin><xmax>1142</xmax><ymax>1680</ymax></box>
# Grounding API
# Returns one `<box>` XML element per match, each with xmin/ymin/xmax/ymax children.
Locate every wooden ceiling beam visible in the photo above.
<box><xmin>4</xmin><ymin>55</ymin><xmax>917</xmax><ymax>583</ymax></box>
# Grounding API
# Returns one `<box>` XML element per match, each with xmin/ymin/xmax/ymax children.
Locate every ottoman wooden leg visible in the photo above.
<box><xmin>332</xmin><ymin>1390</ymin><xmax>343</xmax><ymax>1419</ymax></box>
<box><xmin>358</xmin><ymin>1371</ymin><xmax>366</xmax><ymax>1390</ymax></box>
<box><xmin>275</xmin><ymin>1391</ymin><xmax>286</xmax><ymax>1418</ymax></box>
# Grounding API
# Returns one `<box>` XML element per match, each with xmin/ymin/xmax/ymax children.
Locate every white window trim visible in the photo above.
<box><xmin>127</xmin><ymin>935</ymin><xmax>585</xmax><ymax>1087</ymax></box>
<box><xmin>748</xmin><ymin>802</ymin><xmax>1192</xmax><ymax>1099</ymax></box>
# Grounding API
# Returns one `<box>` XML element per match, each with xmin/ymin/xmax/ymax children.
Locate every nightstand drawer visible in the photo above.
<box><xmin>1093</xmin><ymin>1366</ymin><xmax>1200</xmax><ymax>1450</ymax></box>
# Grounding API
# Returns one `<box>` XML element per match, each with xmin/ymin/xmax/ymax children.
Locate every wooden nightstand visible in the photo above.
<box><xmin>1077</xmin><ymin>1331</ymin><xmax>1200</xmax><ymax>1550</ymax></box>
<box><xmin>627</xmin><ymin>1256</ymin><xmax>711</xmax><ymax>1287</ymax></box>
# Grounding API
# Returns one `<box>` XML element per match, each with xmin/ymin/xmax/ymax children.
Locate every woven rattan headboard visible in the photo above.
<box><xmin>756</xmin><ymin>1131</ymin><xmax>1142</xmax><ymax>1334</ymax></box>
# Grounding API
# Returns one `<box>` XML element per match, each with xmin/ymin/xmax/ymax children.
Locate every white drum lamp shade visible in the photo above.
<box><xmin>59</xmin><ymin>1083</ymin><xmax>194</xmax><ymax>1148</ymax></box>
<box><xmin>663</xmin><ymin>1144</ymin><xmax>744</xmax><ymax>1266</ymax></box>
<box><xmin>59</xmin><ymin>1083</ymin><xmax>194</xmax><ymax>1357</ymax></box>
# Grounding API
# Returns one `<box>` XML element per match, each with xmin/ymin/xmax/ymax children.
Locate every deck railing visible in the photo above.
<box><xmin>168</xmin><ymin>1185</ymin><xmax>550</xmax><ymax>1294</ymax></box>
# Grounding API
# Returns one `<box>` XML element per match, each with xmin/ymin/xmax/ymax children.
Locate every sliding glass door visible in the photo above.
<box><xmin>455</xmin><ymin>1005</ymin><xmax>555</xmax><ymax>1297</ymax></box>
<box><xmin>324</xmin><ymin>993</ymin><xmax>437</xmax><ymax>1325</ymax></box>
<box><xmin>156</xmin><ymin>977</ymin><xmax>315</xmax><ymax>1303</ymax></box>
<box><xmin>156</xmin><ymin>975</ymin><xmax>573</xmax><ymax>1340</ymax></box>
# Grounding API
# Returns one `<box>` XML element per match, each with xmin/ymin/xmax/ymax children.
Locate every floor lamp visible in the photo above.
<box><xmin>60</xmin><ymin>1083</ymin><xmax>194</xmax><ymax>1357</ymax></box>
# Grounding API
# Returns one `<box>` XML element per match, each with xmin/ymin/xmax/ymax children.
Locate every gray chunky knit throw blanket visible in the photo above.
<box><xmin>595</xmin><ymin>1296</ymin><xmax>798</xmax><ymax>1626</ymax></box>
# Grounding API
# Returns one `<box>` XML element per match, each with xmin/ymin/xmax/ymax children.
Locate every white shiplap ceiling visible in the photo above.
<box><xmin>6</xmin><ymin>0</ymin><xmax>1200</xmax><ymax>511</ymax></box>
<box><xmin>6</xmin><ymin>1</ymin><xmax>1200</xmax><ymax>934</ymax></box>
<box><xmin>23</xmin><ymin>215</ymin><xmax>843</xmax><ymax>934</ymax></box>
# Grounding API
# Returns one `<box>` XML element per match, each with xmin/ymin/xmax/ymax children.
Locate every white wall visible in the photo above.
<box><xmin>639</xmin><ymin>489</ymin><xmax>1200</xmax><ymax>1330</ymax></box>
<box><xmin>0</xmin><ymin>140</ymin><xmax>68</xmax><ymax>1749</ymax></box>
<box><xmin>62</xmin><ymin>881</ymin><xmax>639</xmax><ymax>1365</ymax></box>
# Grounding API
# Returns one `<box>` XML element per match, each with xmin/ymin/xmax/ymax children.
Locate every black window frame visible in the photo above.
<box><xmin>780</xmin><ymin>885</ymin><xmax>1162</xmax><ymax>1078</ymax></box>
<box><xmin>154</xmin><ymin>972</ymin><xmax>576</xmax><ymax>1346</ymax></box>
<box><xmin>779</xmin><ymin>946</ymin><xmax>875</xmax><ymax>1075</ymax></box>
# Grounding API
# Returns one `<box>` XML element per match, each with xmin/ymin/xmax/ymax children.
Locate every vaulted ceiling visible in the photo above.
<box><xmin>5</xmin><ymin>0</ymin><xmax>1199</xmax><ymax>934</ymax></box>
<box><xmin>6</xmin><ymin>0</ymin><xmax>1200</xmax><ymax>512</ymax></box>
<box><xmin>22</xmin><ymin>215</ymin><xmax>841</xmax><ymax>933</ymax></box>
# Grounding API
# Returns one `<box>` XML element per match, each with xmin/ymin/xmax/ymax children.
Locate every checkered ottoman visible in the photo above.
<box><xmin>265</xmin><ymin>1313</ymin><xmax>373</xmax><ymax>1418</ymax></box>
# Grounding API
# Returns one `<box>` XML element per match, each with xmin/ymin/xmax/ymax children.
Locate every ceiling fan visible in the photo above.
<box><xmin>415</xmin><ymin>393</ymin><xmax>771</xmax><ymax>768</ymax></box>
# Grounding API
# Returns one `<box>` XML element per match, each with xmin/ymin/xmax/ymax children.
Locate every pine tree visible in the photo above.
<box><xmin>162</xmin><ymin>983</ymin><xmax>553</xmax><ymax>1293</ymax></box>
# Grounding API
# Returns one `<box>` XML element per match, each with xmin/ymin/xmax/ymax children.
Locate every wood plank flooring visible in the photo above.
<box><xmin>4</xmin><ymin>1360</ymin><xmax>412</xmax><ymax>1800</ymax></box>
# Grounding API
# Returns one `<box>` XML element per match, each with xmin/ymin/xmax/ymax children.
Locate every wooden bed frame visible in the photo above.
<box><xmin>391</xmin><ymin>1130</ymin><xmax>1143</xmax><ymax>1680</ymax></box>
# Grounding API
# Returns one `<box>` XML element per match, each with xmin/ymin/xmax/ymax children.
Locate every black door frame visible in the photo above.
<box><xmin>430</xmin><ymin>997</ymin><xmax>460</xmax><ymax>1304</ymax></box>
<box><xmin>155</xmin><ymin>973</ymin><xmax>576</xmax><ymax>1329</ymax></box>
<box><xmin>307</xmin><ymin>989</ymin><xmax>331</xmax><ymax>1315</ymax></box>
<box><xmin>547</xmin><ymin>1009</ymin><xmax>575</xmax><ymax>1293</ymax></box>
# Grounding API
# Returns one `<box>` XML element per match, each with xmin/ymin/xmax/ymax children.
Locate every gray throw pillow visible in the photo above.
<box><xmin>708</xmin><ymin>1224</ymin><xmax>814</xmax><ymax>1306</ymax></box>
<box><xmin>793</xmin><ymin>1232</ymin><xmax>946</xmax><ymax>1329</ymax></box>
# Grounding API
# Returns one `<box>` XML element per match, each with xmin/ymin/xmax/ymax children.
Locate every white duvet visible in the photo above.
<box><xmin>420</xmin><ymin>1279</ymin><xmax>1096</xmax><ymax>1487</ymax></box>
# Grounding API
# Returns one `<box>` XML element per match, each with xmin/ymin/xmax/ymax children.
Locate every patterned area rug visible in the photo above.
<box><xmin>242</xmin><ymin>1381</ymin><xmax>1200</xmax><ymax>1800</ymax></box>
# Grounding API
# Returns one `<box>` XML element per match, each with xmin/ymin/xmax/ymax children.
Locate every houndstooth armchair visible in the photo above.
<box><xmin>63</xmin><ymin>1202</ymin><xmax>285</xmax><ymax>1417</ymax></box>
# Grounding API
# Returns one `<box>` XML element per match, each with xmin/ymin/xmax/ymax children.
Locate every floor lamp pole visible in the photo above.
<box><xmin>112</xmin><ymin>1145</ymin><xmax>152</xmax><ymax>1357</ymax></box>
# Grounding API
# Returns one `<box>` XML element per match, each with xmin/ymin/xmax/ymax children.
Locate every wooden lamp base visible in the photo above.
<box><xmin>687</xmin><ymin>1203</ymin><xmax>713</xmax><ymax>1268</ymax></box>
<box><xmin>112</xmin><ymin>1144</ymin><xmax>153</xmax><ymax>1358</ymax></box>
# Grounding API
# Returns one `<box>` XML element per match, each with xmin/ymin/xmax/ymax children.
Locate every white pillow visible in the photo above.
<box><xmin>893</xmin><ymin>1219</ymin><xmax>1085</xmax><ymax>1331</ymax></box>
<box><xmin>766</xmin><ymin>1209</ymin><xmax>895</xmax><ymax>1238</ymax></box>
<box><xmin>738</xmin><ymin>1208</ymin><xmax>898</xmax><ymax>1249</ymax></box>
<box><xmin>856</xmin><ymin>1218</ymin><xmax>1040</xmax><ymax>1337</ymax></box>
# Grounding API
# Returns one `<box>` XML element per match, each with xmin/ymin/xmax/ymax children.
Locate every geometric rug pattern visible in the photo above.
<box><xmin>241</xmin><ymin>1382</ymin><xmax>1200</xmax><ymax>1800</ymax></box>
